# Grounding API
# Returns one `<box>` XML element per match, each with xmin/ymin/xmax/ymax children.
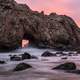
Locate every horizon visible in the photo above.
<box><xmin>15</xmin><ymin>0</ymin><xmax>80</xmax><ymax>27</ymax></box>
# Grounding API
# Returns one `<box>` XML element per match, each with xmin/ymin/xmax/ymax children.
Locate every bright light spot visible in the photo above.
<box><xmin>22</xmin><ymin>40</ymin><xmax>29</xmax><ymax>48</ymax></box>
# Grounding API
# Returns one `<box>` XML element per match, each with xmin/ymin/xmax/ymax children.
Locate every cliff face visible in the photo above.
<box><xmin>0</xmin><ymin>0</ymin><xmax>80</xmax><ymax>51</ymax></box>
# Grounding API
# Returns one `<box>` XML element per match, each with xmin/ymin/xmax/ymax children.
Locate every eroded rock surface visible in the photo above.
<box><xmin>0</xmin><ymin>0</ymin><xmax>80</xmax><ymax>51</ymax></box>
<box><xmin>52</xmin><ymin>62</ymin><xmax>76</xmax><ymax>70</ymax></box>
<box><xmin>13</xmin><ymin>63</ymin><xmax>32</xmax><ymax>71</ymax></box>
<box><xmin>41</xmin><ymin>51</ymin><xmax>56</xmax><ymax>57</ymax></box>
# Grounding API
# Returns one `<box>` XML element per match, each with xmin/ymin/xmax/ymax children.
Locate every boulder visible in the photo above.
<box><xmin>10</xmin><ymin>55</ymin><xmax>21</xmax><ymax>61</ymax></box>
<box><xmin>0</xmin><ymin>0</ymin><xmax>80</xmax><ymax>51</ymax></box>
<box><xmin>41</xmin><ymin>51</ymin><xmax>56</xmax><ymax>57</ymax></box>
<box><xmin>52</xmin><ymin>62</ymin><xmax>76</xmax><ymax>70</ymax></box>
<box><xmin>13</xmin><ymin>63</ymin><xmax>32</xmax><ymax>71</ymax></box>
<box><xmin>31</xmin><ymin>55</ymin><xmax>38</xmax><ymax>59</ymax></box>
<box><xmin>0</xmin><ymin>60</ymin><xmax>6</xmax><ymax>64</ymax></box>
<box><xmin>21</xmin><ymin>52</ymin><xmax>31</xmax><ymax>60</ymax></box>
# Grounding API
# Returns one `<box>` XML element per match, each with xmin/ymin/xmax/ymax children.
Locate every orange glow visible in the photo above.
<box><xmin>22</xmin><ymin>40</ymin><xmax>29</xmax><ymax>48</ymax></box>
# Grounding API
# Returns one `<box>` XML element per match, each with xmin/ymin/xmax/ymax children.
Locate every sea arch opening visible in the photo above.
<box><xmin>22</xmin><ymin>32</ymin><xmax>35</xmax><ymax>48</ymax></box>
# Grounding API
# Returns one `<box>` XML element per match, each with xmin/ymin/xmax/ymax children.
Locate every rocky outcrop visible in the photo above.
<box><xmin>9</xmin><ymin>55</ymin><xmax>21</xmax><ymax>61</ymax></box>
<box><xmin>21</xmin><ymin>52</ymin><xmax>31</xmax><ymax>60</ymax></box>
<box><xmin>0</xmin><ymin>0</ymin><xmax>80</xmax><ymax>51</ymax></box>
<box><xmin>9</xmin><ymin>52</ymin><xmax>31</xmax><ymax>61</ymax></box>
<box><xmin>52</xmin><ymin>62</ymin><xmax>76</xmax><ymax>70</ymax></box>
<box><xmin>31</xmin><ymin>55</ymin><xmax>38</xmax><ymax>59</ymax></box>
<box><xmin>41</xmin><ymin>51</ymin><xmax>56</xmax><ymax>57</ymax></box>
<box><xmin>0</xmin><ymin>60</ymin><xmax>6</xmax><ymax>64</ymax></box>
<box><xmin>0</xmin><ymin>0</ymin><xmax>32</xmax><ymax>51</ymax></box>
<box><xmin>13</xmin><ymin>63</ymin><xmax>32</xmax><ymax>71</ymax></box>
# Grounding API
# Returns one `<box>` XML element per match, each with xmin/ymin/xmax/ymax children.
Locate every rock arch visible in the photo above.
<box><xmin>0</xmin><ymin>0</ymin><xmax>80</xmax><ymax>51</ymax></box>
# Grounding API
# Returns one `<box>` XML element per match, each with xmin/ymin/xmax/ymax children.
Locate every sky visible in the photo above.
<box><xmin>15</xmin><ymin>0</ymin><xmax>80</xmax><ymax>27</ymax></box>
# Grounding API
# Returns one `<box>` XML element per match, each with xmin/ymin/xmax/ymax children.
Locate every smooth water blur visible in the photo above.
<box><xmin>0</xmin><ymin>46</ymin><xmax>53</xmax><ymax>60</ymax></box>
<box><xmin>0</xmin><ymin>47</ymin><xmax>80</xmax><ymax>80</ymax></box>
<box><xmin>13</xmin><ymin>46</ymin><xmax>56</xmax><ymax>56</ymax></box>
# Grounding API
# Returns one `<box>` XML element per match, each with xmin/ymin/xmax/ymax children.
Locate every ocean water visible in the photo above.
<box><xmin>0</xmin><ymin>47</ymin><xmax>80</xmax><ymax>80</ymax></box>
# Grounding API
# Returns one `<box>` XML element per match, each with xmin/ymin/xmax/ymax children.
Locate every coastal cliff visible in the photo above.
<box><xmin>0</xmin><ymin>0</ymin><xmax>80</xmax><ymax>51</ymax></box>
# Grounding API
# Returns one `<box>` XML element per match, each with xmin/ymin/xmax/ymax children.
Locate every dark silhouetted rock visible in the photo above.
<box><xmin>52</xmin><ymin>62</ymin><xmax>76</xmax><ymax>70</ymax></box>
<box><xmin>56</xmin><ymin>51</ymin><xmax>63</xmax><ymax>54</ymax></box>
<box><xmin>22</xmin><ymin>52</ymin><xmax>31</xmax><ymax>60</ymax></box>
<box><xmin>0</xmin><ymin>0</ymin><xmax>80</xmax><ymax>51</ymax></box>
<box><xmin>61</xmin><ymin>57</ymin><xmax>67</xmax><ymax>59</ymax></box>
<box><xmin>9</xmin><ymin>55</ymin><xmax>21</xmax><ymax>61</ymax></box>
<box><xmin>13</xmin><ymin>63</ymin><xmax>32</xmax><ymax>71</ymax></box>
<box><xmin>31</xmin><ymin>55</ymin><xmax>38</xmax><ymax>59</ymax></box>
<box><xmin>0</xmin><ymin>60</ymin><xmax>6</xmax><ymax>64</ymax></box>
<box><xmin>66</xmin><ymin>70</ymin><xmax>80</xmax><ymax>74</ymax></box>
<box><xmin>41</xmin><ymin>51</ymin><xmax>56</xmax><ymax>57</ymax></box>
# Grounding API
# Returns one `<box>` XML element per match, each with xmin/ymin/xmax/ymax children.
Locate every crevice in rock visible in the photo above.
<box><xmin>22</xmin><ymin>32</ymin><xmax>35</xmax><ymax>47</ymax></box>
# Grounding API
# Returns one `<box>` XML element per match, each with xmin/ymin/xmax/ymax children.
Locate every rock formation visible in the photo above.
<box><xmin>52</xmin><ymin>62</ymin><xmax>76</xmax><ymax>70</ymax></box>
<box><xmin>21</xmin><ymin>52</ymin><xmax>31</xmax><ymax>60</ymax></box>
<box><xmin>13</xmin><ymin>63</ymin><xmax>32</xmax><ymax>71</ymax></box>
<box><xmin>41</xmin><ymin>51</ymin><xmax>56</xmax><ymax>57</ymax></box>
<box><xmin>0</xmin><ymin>0</ymin><xmax>80</xmax><ymax>51</ymax></box>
